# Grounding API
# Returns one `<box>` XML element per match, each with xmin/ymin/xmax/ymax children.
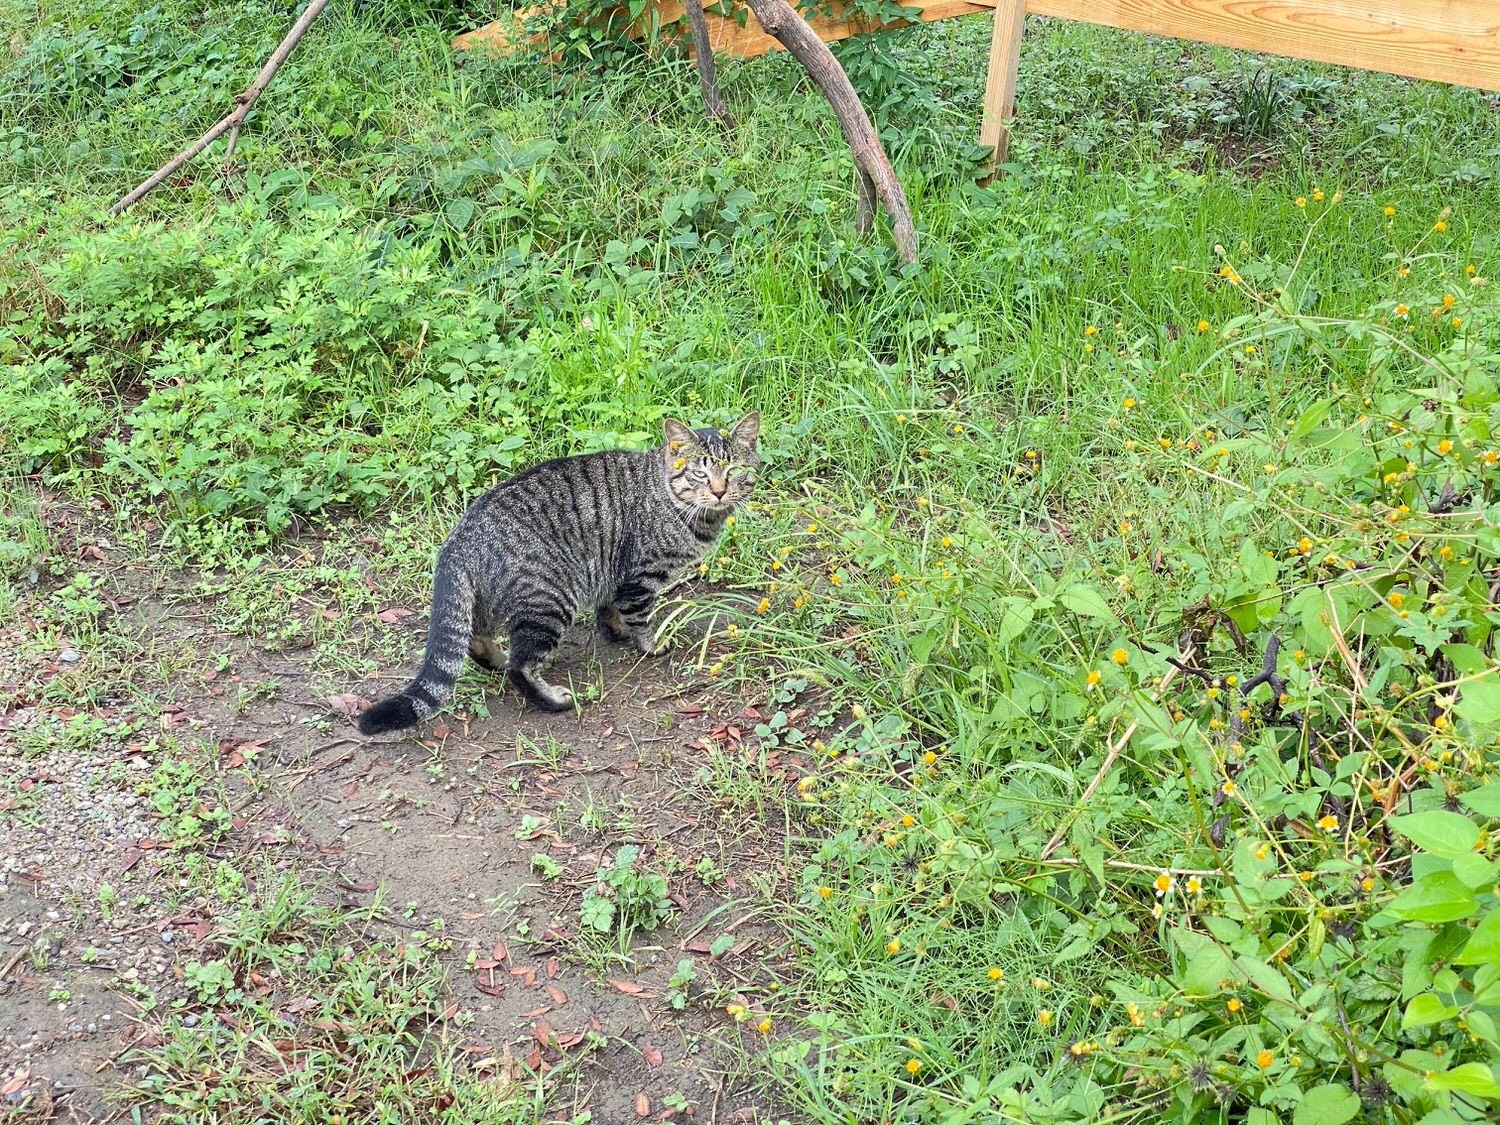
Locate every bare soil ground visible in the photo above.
<box><xmin>2</xmin><ymin>497</ymin><xmax>805</xmax><ymax>1123</ymax></box>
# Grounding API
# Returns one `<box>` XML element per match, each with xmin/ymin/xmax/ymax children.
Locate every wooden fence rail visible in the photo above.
<box><xmin>455</xmin><ymin>1</ymin><xmax>1500</xmax><ymax>164</ymax></box>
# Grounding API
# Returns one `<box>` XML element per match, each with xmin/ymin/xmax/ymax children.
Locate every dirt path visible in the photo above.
<box><xmin>2</xmin><ymin>507</ymin><xmax>804</xmax><ymax>1123</ymax></box>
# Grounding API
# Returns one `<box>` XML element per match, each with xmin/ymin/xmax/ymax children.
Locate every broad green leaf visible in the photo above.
<box><xmin>1292</xmin><ymin>1083</ymin><xmax>1358</xmax><ymax>1125</ymax></box>
<box><xmin>1423</xmin><ymin>1062</ymin><xmax>1500</xmax><ymax>1097</ymax></box>
<box><xmin>1456</xmin><ymin>909</ymin><xmax>1500</xmax><ymax>965</ymax></box>
<box><xmin>1056</xmin><ymin>583</ymin><xmax>1114</xmax><ymax>622</ymax></box>
<box><xmin>1442</xmin><ymin>643</ymin><xmax>1488</xmax><ymax>676</ymax></box>
<box><xmin>444</xmin><ymin>197</ymin><xmax>476</xmax><ymax>231</ymax></box>
<box><xmin>1468</xmin><ymin>1010</ymin><xmax>1499</xmax><ymax>1045</ymax></box>
<box><xmin>1173</xmin><ymin>927</ymin><xmax>1234</xmax><ymax>996</ymax></box>
<box><xmin>994</xmin><ymin>596</ymin><xmax>1036</xmax><ymax>648</ymax></box>
<box><xmin>1403</xmin><ymin>993</ymin><xmax>1458</xmax><ymax>1028</ymax></box>
<box><xmin>1450</xmin><ymin>852</ymin><xmax>1497</xmax><ymax>889</ymax></box>
<box><xmin>1238</xmin><ymin>538</ymin><xmax>1277</xmax><ymax>587</ymax></box>
<box><xmin>1387</xmin><ymin>872</ymin><xmax>1478</xmax><ymax>923</ymax></box>
<box><xmin>1235</xmin><ymin>955</ymin><xmax>1294</xmax><ymax>1004</ymax></box>
<box><xmin>1475</xmin><ymin>962</ymin><xmax>1500</xmax><ymax>1006</ymax></box>
<box><xmin>1462</xmin><ymin>783</ymin><xmax>1500</xmax><ymax>818</ymax></box>
<box><xmin>1411</xmin><ymin>1110</ymin><xmax>1475</xmax><ymax>1125</ymax></box>
<box><xmin>1391</xmin><ymin>811</ymin><xmax>1481</xmax><ymax>859</ymax></box>
<box><xmin>1288</xmin><ymin>399</ymin><xmax>1331</xmax><ymax>441</ymax></box>
<box><xmin>1457</xmin><ymin>673</ymin><xmax>1500</xmax><ymax>729</ymax></box>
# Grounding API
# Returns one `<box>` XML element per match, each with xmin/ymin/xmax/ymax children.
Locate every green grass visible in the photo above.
<box><xmin>4</xmin><ymin>1</ymin><xmax>1500</xmax><ymax>1122</ymax></box>
<box><xmin>122</xmin><ymin>872</ymin><xmax>544</xmax><ymax>1125</ymax></box>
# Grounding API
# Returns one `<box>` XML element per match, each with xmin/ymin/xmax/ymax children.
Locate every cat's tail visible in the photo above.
<box><xmin>357</xmin><ymin>553</ymin><xmax>473</xmax><ymax>735</ymax></box>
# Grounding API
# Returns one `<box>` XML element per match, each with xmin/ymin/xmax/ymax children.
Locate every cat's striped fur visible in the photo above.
<box><xmin>356</xmin><ymin>413</ymin><xmax>760</xmax><ymax>734</ymax></box>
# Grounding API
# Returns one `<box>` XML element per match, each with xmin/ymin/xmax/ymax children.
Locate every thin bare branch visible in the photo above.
<box><xmin>109</xmin><ymin>0</ymin><xmax>333</xmax><ymax>216</ymax></box>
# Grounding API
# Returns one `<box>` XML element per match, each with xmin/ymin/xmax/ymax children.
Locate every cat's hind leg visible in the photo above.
<box><xmin>610</xmin><ymin>579</ymin><xmax>665</xmax><ymax>656</ymax></box>
<box><xmin>468</xmin><ymin>635</ymin><xmax>507</xmax><ymax>673</ymax></box>
<box><xmin>596</xmin><ymin>604</ymin><xmax>631</xmax><ymax>642</ymax></box>
<box><xmin>506</xmin><ymin>618</ymin><xmax>574</xmax><ymax>712</ymax></box>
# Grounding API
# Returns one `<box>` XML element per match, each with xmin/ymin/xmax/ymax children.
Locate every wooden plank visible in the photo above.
<box><xmin>979</xmin><ymin>0</ymin><xmax>1027</xmax><ymax>169</ymax></box>
<box><xmin>454</xmin><ymin>0</ymin><xmax>1500</xmax><ymax>93</ymax></box>
<box><xmin>1024</xmin><ymin>0</ymin><xmax>1500</xmax><ymax>92</ymax></box>
<box><xmin>453</xmin><ymin>0</ymin><xmax>992</xmax><ymax>59</ymax></box>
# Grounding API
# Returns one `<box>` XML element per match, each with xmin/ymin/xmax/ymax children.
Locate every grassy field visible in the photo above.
<box><xmin>3</xmin><ymin>1</ymin><xmax>1500</xmax><ymax>1122</ymax></box>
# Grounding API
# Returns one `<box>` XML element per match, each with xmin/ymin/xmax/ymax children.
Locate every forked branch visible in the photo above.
<box><xmin>738</xmin><ymin>0</ymin><xmax>916</xmax><ymax>262</ymax></box>
<box><xmin>108</xmin><ymin>0</ymin><xmax>332</xmax><ymax>216</ymax></box>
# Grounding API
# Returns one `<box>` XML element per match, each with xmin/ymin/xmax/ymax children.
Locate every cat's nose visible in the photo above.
<box><xmin>709</xmin><ymin>482</ymin><xmax>728</xmax><ymax>499</ymax></box>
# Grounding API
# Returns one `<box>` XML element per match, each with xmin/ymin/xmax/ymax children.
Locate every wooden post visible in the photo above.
<box><xmin>979</xmin><ymin>0</ymin><xmax>1026</xmax><ymax>175</ymax></box>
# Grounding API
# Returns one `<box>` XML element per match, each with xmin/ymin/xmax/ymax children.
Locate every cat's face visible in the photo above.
<box><xmin>662</xmin><ymin>413</ymin><xmax>760</xmax><ymax>514</ymax></box>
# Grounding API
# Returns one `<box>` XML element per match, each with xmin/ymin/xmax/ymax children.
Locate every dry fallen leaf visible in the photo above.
<box><xmin>642</xmin><ymin>1044</ymin><xmax>663</xmax><ymax>1068</ymax></box>
<box><xmin>378</xmin><ymin>607</ymin><xmax>415</xmax><ymax>624</ymax></box>
<box><xmin>531</xmin><ymin>1020</ymin><xmax>555</xmax><ymax>1048</ymax></box>
<box><xmin>326</xmin><ymin>692</ymin><xmax>363</xmax><ymax>718</ymax></box>
<box><xmin>609</xmin><ymin>978</ymin><xmax>646</xmax><ymax>995</ymax></box>
<box><xmin>634</xmin><ymin>1092</ymin><xmax>650</xmax><ymax>1117</ymax></box>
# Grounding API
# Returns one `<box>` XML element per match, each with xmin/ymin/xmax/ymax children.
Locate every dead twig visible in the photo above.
<box><xmin>109</xmin><ymin>0</ymin><xmax>332</xmax><ymax>215</ymax></box>
<box><xmin>0</xmin><ymin>944</ymin><xmax>28</xmax><ymax>984</ymax></box>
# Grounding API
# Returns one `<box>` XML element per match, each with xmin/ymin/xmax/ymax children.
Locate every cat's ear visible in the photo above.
<box><xmin>729</xmin><ymin>412</ymin><xmax>761</xmax><ymax>448</ymax></box>
<box><xmin>663</xmin><ymin>418</ymin><xmax>696</xmax><ymax>451</ymax></box>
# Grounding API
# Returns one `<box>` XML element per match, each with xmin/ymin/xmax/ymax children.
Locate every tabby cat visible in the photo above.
<box><xmin>356</xmin><ymin>413</ymin><xmax>761</xmax><ymax>734</ymax></box>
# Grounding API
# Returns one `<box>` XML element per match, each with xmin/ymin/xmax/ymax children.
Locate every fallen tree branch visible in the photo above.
<box><xmin>683</xmin><ymin>0</ymin><xmax>734</xmax><ymax>129</ymax></box>
<box><xmin>108</xmin><ymin>0</ymin><xmax>332</xmax><ymax>216</ymax></box>
<box><xmin>738</xmin><ymin>0</ymin><xmax>916</xmax><ymax>262</ymax></box>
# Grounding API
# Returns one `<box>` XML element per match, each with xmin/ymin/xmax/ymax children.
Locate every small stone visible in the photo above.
<box><xmin>60</xmin><ymin>649</ymin><xmax>80</xmax><ymax>663</ymax></box>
